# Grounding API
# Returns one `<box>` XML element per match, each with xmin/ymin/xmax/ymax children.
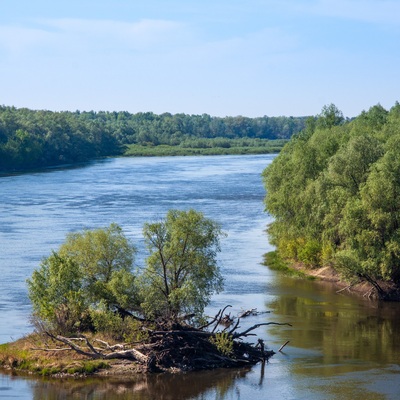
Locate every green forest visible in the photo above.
<box><xmin>263</xmin><ymin>102</ymin><xmax>400</xmax><ymax>297</ymax></box>
<box><xmin>0</xmin><ymin>106</ymin><xmax>307</xmax><ymax>172</ymax></box>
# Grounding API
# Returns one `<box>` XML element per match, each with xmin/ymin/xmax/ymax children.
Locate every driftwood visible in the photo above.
<box><xmin>36</xmin><ymin>307</ymin><xmax>291</xmax><ymax>372</ymax></box>
<box><xmin>232</xmin><ymin>322</ymin><xmax>292</xmax><ymax>339</ymax></box>
<box><xmin>44</xmin><ymin>332</ymin><xmax>149</xmax><ymax>363</ymax></box>
<box><xmin>238</xmin><ymin>308</ymin><xmax>270</xmax><ymax>318</ymax></box>
<box><xmin>278</xmin><ymin>340</ymin><xmax>290</xmax><ymax>352</ymax></box>
<box><xmin>220</xmin><ymin>313</ymin><xmax>234</xmax><ymax>326</ymax></box>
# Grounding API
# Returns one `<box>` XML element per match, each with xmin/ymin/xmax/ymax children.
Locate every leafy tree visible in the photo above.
<box><xmin>27</xmin><ymin>252</ymin><xmax>87</xmax><ymax>333</ymax></box>
<box><xmin>58</xmin><ymin>223</ymin><xmax>139</xmax><ymax>313</ymax></box>
<box><xmin>0</xmin><ymin>105</ymin><xmax>307</xmax><ymax>172</ymax></box>
<box><xmin>140</xmin><ymin>209</ymin><xmax>224</xmax><ymax>321</ymax></box>
<box><xmin>27</xmin><ymin>223</ymin><xmax>138</xmax><ymax>333</ymax></box>
<box><xmin>264</xmin><ymin>102</ymin><xmax>400</xmax><ymax>295</ymax></box>
<box><xmin>316</xmin><ymin>103</ymin><xmax>344</xmax><ymax>129</ymax></box>
<box><xmin>27</xmin><ymin>211</ymin><xmax>225</xmax><ymax>333</ymax></box>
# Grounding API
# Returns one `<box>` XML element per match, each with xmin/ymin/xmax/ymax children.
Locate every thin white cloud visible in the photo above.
<box><xmin>0</xmin><ymin>18</ymin><xmax>192</xmax><ymax>56</ymax></box>
<box><xmin>184</xmin><ymin>26</ymin><xmax>299</xmax><ymax>68</ymax></box>
<box><xmin>0</xmin><ymin>25</ymin><xmax>53</xmax><ymax>54</ymax></box>
<box><xmin>44</xmin><ymin>18</ymin><xmax>189</xmax><ymax>50</ymax></box>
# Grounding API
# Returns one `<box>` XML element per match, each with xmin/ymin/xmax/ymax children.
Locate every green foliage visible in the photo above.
<box><xmin>90</xmin><ymin>307</ymin><xmax>148</xmax><ymax>342</ymax></box>
<box><xmin>298</xmin><ymin>240</ymin><xmax>322</xmax><ymax>268</ymax></box>
<box><xmin>58</xmin><ymin>223</ymin><xmax>138</xmax><ymax>310</ymax></box>
<box><xmin>124</xmin><ymin>139</ymin><xmax>288</xmax><ymax>157</ymax></box>
<box><xmin>316</xmin><ymin>103</ymin><xmax>345</xmax><ymax>129</ymax></box>
<box><xmin>27</xmin><ymin>224</ymin><xmax>138</xmax><ymax>333</ymax></box>
<box><xmin>0</xmin><ymin>105</ymin><xmax>306</xmax><ymax>172</ymax></box>
<box><xmin>264</xmin><ymin>103</ymin><xmax>400</xmax><ymax>287</ymax></box>
<box><xmin>263</xmin><ymin>251</ymin><xmax>315</xmax><ymax>279</ymax></box>
<box><xmin>66</xmin><ymin>361</ymin><xmax>110</xmax><ymax>375</ymax></box>
<box><xmin>27</xmin><ymin>210</ymin><xmax>225</xmax><ymax>333</ymax></box>
<box><xmin>210</xmin><ymin>332</ymin><xmax>234</xmax><ymax>356</ymax></box>
<box><xmin>27</xmin><ymin>252</ymin><xmax>88</xmax><ymax>333</ymax></box>
<box><xmin>140</xmin><ymin>209</ymin><xmax>224</xmax><ymax>321</ymax></box>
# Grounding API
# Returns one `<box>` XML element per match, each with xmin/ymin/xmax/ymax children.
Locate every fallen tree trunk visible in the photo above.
<box><xmin>35</xmin><ymin>308</ymin><xmax>291</xmax><ymax>373</ymax></box>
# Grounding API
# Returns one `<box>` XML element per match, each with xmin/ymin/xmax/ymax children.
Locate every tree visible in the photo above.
<box><xmin>27</xmin><ymin>252</ymin><xmax>88</xmax><ymax>333</ymax></box>
<box><xmin>317</xmin><ymin>103</ymin><xmax>344</xmax><ymax>129</ymax></box>
<box><xmin>27</xmin><ymin>211</ymin><xmax>225</xmax><ymax>333</ymax></box>
<box><xmin>27</xmin><ymin>223</ymin><xmax>138</xmax><ymax>333</ymax></box>
<box><xmin>263</xmin><ymin>102</ymin><xmax>400</xmax><ymax>297</ymax></box>
<box><xmin>58</xmin><ymin>223</ymin><xmax>137</xmax><ymax>309</ymax></box>
<box><xmin>140</xmin><ymin>209</ymin><xmax>225</xmax><ymax>321</ymax></box>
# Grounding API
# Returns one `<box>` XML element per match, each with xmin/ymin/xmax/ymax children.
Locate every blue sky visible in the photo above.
<box><xmin>1</xmin><ymin>0</ymin><xmax>399</xmax><ymax>117</ymax></box>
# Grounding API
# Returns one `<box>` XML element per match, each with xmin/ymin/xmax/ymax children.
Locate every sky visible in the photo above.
<box><xmin>0</xmin><ymin>0</ymin><xmax>399</xmax><ymax>118</ymax></box>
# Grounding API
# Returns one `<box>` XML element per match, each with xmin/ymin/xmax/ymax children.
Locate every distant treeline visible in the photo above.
<box><xmin>0</xmin><ymin>106</ymin><xmax>307</xmax><ymax>171</ymax></box>
<box><xmin>263</xmin><ymin>102</ymin><xmax>400</xmax><ymax>296</ymax></box>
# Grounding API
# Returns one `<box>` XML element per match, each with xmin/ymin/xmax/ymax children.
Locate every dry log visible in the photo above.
<box><xmin>237</xmin><ymin>308</ymin><xmax>271</xmax><ymax>318</ymax></box>
<box><xmin>102</xmin><ymin>348</ymin><xmax>148</xmax><ymax>363</ymax></box>
<box><xmin>278</xmin><ymin>340</ymin><xmax>290</xmax><ymax>352</ymax></box>
<box><xmin>233</xmin><ymin>322</ymin><xmax>292</xmax><ymax>339</ymax></box>
<box><xmin>336</xmin><ymin>284</ymin><xmax>354</xmax><ymax>294</ymax></box>
<box><xmin>36</xmin><ymin>306</ymin><xmax>291</xmax><ymax>372</ymax></box>
<box><xmin>44</xmin><ymin>332</ymin><xmax>148</xmax><ymax>363</ymax></box>
<box><xmin>94</xmin><ymin>339</ymin><xmax>126</xmax><ymax>350</ymax></box>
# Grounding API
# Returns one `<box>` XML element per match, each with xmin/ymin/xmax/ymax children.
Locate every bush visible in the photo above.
<box><xmin>298</xmin><ymin>240</ymin><xmax>322</xmax><ymax>268</ymax></box>
<box><xmin>210</xmin><ymin>332</ymin><xmax>234</xmax><ymax>356</ymax></box>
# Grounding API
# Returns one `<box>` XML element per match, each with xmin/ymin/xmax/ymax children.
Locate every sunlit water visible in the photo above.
<box><xmin>1</xmin><ymin>155</ymin><xmax>399</xmax><ymax>399</ymax></box>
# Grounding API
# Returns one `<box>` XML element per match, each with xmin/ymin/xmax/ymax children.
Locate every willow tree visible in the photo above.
<box><xmin>27</xmin><ymin>223</ymin><xmax>139</xmax><ymax>333</ymax></box>
<box><xmin>264</xmin><ymin>102</ymin><xmax>400</xmax><ymax>293</ymax></box>
<box><xmin>140</xmin><ymin>209</ymin><xmax>224</xmax><ymax>322</ymax></box>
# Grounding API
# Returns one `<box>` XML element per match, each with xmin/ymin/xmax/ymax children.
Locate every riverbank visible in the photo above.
<box><xmin>0</xmin><ymin>145</ymin><xmax>283</xmax><ymax>176</ymax></box>
<box><xmin>264</xmin><ymin>251</ymin><xmax>400</xmax><ymax>301</ymax></box>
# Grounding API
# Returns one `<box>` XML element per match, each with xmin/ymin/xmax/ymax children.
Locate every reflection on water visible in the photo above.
<box><xmin>1</xmin><ymin>367</ymin><xmax>259</xmax><ymax>400</ymax></box>
<box><xmin>264</xmin><ymin>276</ymin><xmax>400</xmax><ymax>399</ymax></box>
<box><xmin>267</xmin><ymin>276</ymin><xmax>400</xmax><ymax>365</ymax></box>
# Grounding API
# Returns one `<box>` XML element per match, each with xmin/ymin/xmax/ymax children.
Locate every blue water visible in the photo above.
<box><xmin>1</xmin><ymin>154</ymin><xmax>399</xmax><ymax>400</ymax></box>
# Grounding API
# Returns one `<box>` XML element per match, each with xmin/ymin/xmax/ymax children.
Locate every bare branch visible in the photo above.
<box><xmin>212</xmin><ymin>305</ymin><xmax>232</xmax><ymax>333</ymax></box>
<box><xmin>228</xmin><ymin>318</ymin><xmax>241</xmax><ymax>335</ymax></box>
<box><xmin>233</xmin><ymin>322</ymin><xmax>292</xmax><ymax>339</ymax></box>
<box><xmin>45</xmin><ymin>332</ymin><xmax>101</xmax><ymax>358</ymax></box>
<box><xmin>199</xmin><ymin>308</ymin><xmax>222</xmax><ymax>330</ymax></box>
<box><xmin>94</xmin><ymin>339</ymin><xmax>126</xmax><ymax>350</ymax></box>
<box><xmin>278</xmin><ymin>340</ymin><xmax>290</xmax><ymax>352</ymax></box>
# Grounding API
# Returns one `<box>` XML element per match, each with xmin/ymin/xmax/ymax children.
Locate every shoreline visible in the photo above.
<box><xmin>274</xmin><ymin>259</ymin><xmax>400</xmax><ymax>302</ymax></box>
<box><xmin>264</xmin><ymin>251</ymin><xmax>400</xmax><ymax>301</ymax></box>
<box><xmin>0</xmin><ymin>147</ymin><xmax>282</xmax><ymax>176</ymax></box>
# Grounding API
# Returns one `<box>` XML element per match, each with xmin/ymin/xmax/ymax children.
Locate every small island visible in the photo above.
<box><xmin>0</xmin><ymin>209</ymin><xmax>286</xmax><ymax>376</ymax></box>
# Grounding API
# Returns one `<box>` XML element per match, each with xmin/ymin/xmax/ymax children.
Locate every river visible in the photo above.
<box><xmin>0</xmin><ymin>154</ymin><xmax>399</xmax><ymax>399</ymax></box>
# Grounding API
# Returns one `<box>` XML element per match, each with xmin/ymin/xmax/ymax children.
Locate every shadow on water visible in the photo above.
<box><xmin>2</xmin><ymin>367</ymin><xmax>256</xmax><ymax>400</ymax></box>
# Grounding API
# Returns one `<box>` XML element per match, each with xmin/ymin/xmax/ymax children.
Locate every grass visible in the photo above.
<box><xmin>124</xmin><ymin>143</ymin><xmax>286</xmax><ymax>157</ymax></box>
<box><xmin>263</xmin><ymin>251</ymin><xmax>316</xmax><ymax>280</ymax></box>
<box><xmin>0</xmin><ymin>336</ymin><xmax>110</xmax><ymax>377</ymax></box>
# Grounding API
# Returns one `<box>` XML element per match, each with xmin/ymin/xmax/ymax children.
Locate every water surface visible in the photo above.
<box><xmin>1</xmin><ymin>155</ymin><xmax>399</xmax><ymax>399</ymax></box>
